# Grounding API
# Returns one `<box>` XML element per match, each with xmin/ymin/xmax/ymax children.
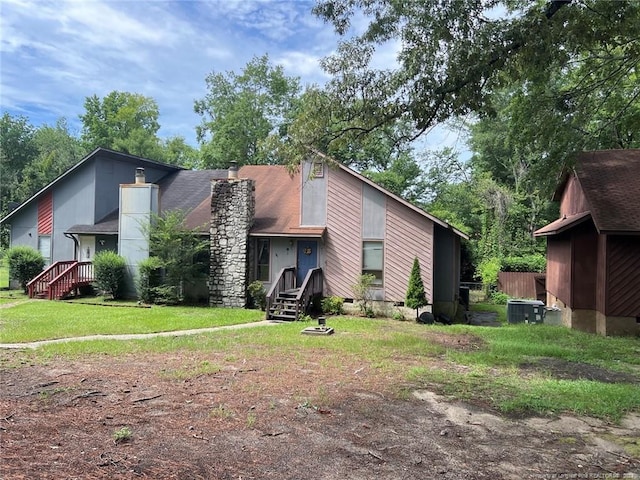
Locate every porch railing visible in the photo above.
<box><xmin>27</xmin><ymin>261</ymin><xmax>77</xmax><ymax>298</ymax></box>
<box><xmin>295</xmin><ymin>267</ymin><xmax>323</xmax><ymax>318</ymax></box>
<box><xmin>48</xmin><ymin>261</ymin><xmax>94</xmax><ymax>300</ymax></box>
<box><xmin>265</xmin><ymin>266</ymin><xmax>296</xmax><ymax>315</ymax></box>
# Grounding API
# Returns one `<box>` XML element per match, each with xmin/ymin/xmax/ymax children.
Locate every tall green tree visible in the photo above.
<box><xmin>16</xmin><ymin>118</ymin><xmax>84</xmax><ymax>202</ymax></box>
<box><xmin>80</xmin><ymin>91</ymin><xmax>164</xmax><ymax>159</ymax></box>
<box><xmin>0</xmin><ymin>113</ymin><xmax>38</xmax><ymax>216</ymax></box>
<box><xmin>194</xmin><ymin>54</ymin><xmax>302</xmax><ymax>168</ymax></box>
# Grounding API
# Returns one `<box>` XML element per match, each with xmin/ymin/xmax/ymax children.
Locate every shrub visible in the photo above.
<box><xmin>93</xmin><ymin>251</ymin><xmax>127</xmax><ymax>299</ymax></box>
<box><xmin>477</xmin><ymin>257</ymin><xmax>501</xmax><ymax>293</ymax></box>
<box><xmin>405</xmin><ymin>257</ymin><xmax>428</xmax><ymax>321</ymax></box>
<box><xmin>490</xmin><ymin>291</ymin><xmax>509</xmax><ymax>305</ymax></box>
<box><xmin>321</xmin><ymin>295</ymin><xmax>344</xmax><ymax>315</ymax></box>
<box><xmin>137</xmin><ymin>256</ymin><xmax>164</xmax><ymax>304</ymax></box>
<box><xmin>352</xmin><ymin>274</ymin><xmax>377</xmax><ymax>317</ymax></box>
<box><xmin>501</xmin><ymin>254</ymin><xmax>546</xmax><ymax>273</ymax></box>
<box><xmin>247</xmin><ymin>280</ymin><xmax>266</xmax><ymax>310</ymax></box>
<box><xmin>6</xmin><ymin>246</ymin><xmax>45</xmax><ymax>293</ymax></box>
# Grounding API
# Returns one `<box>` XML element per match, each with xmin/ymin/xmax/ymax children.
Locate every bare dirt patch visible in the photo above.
<box><xmin>1</xmin><ymin>347</ymin><xmax>639</xmax><ymax>479</ymax></box>
<box><xmin>519</xmin><ymin>357</ymin><xmax>640</xmax><ymax>384</ymax></box>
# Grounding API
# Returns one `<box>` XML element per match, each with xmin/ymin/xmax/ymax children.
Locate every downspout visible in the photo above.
<box><xmin>64</xmin><ymin>233</ymin><xmax>80</xmax><ymax>260</ymax></box>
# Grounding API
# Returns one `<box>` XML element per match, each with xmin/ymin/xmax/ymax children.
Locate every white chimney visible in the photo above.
<box><xmin>228</xmin><ymin>161</ymin><xmax>238</xmax><ymax>180</ymax></box>
<box><xmin>135</xmin><ymin>167</ymin><xmax>146</xmax><ymax>184</ymax></box>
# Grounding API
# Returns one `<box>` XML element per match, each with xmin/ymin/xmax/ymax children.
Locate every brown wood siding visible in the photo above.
<box><xmin>498</xmin><ymin>272</ymin><xmax>545</xmax><ymax>301</ymax></box>
<box><xmin>325</xmin><ymin>168</ymin><xmax>362</xmax><ymax>298</ymax></box>
<box><xmin>596</xmin><ymin>234</ymin><xmax>607</xmax><ymax>315</ymax></box>
<box><xmin>546</xmin><ymin>235</ymin><xmax>571</xmax><ymax>306</ymax></box>
<box><xmin>386</xmin><ymin>198</ymin><xmax>433</xmax><ymax>302</ymax></box>
<box><xmin>560</xmin><ymin>175</ymin><xmax>589</xmax><ymax>217</ymax></box>
<box><xmin>571</xmin><ymin>222</ymin><xmax>598</xmax><ymax>310</ymax></box>
<box><xmin>605</xmin><ymin>235</ymin><xmax>640</xmax><ymax>317</ymax></box>
<box><xmin>37</xmin><ymin>191</ymin><xmax>53</xmax><ymax>234</ymax></box>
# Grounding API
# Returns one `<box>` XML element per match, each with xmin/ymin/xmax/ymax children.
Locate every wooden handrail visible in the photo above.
<box><xmin>48</xmin><ymin>261</ymin><xmax>94</xmax><ymax>300</ymax></box>
<box><xmin>265</xmin><ymin>266</ymin><xmax>296</xmax><ymax>318</ymax></box>
<box><xmin>27</xmin><ymin>261</ymin><xmax>76</xmax><ymax>298</ymax></box>
<box><xmin>295</xmin><ymin>268</ymin><xmax>323</xmax><ymax>319</ymax></box>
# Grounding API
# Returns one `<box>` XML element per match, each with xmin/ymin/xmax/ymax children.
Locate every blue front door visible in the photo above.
<box><xmin>296</xmin><ymin>240</ymin><xmax>317</xmax><ymax>286</ymax></box>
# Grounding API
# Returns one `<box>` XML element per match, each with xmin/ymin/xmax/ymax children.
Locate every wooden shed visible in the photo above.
<box><xmin>534</xmin><ymin>150</ymin><xmax>640</xmax><ymax>336</ymax></box>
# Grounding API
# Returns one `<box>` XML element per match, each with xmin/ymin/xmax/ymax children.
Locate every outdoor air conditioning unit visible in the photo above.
<box><xmin>507</xmin><ymin>299</ymin><xmax>545</xmax><ymax>324</ymax></box>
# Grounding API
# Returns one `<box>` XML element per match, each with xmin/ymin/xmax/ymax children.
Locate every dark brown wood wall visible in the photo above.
<box><xmin>546</xmin><ymin>235</ymin><xmax>572</xmax><ymax>305</ymax></box>
<box><xmin>571</xmin><ymin>223</ymin><xmax>598</xmax><ymax>310</ymax></box>
<box><xmin>605</xmin><ymin>235</ymin><xmax>640</xmax><ymax>317</ymax></box>
<box><xmin>559</xmin><ymin>176</ymin><xmax>589</xmax><ymax>217</ymax></box>
<box><xmin>497</xmin><ymin>272</ymin><xmax>545</xmax><ymax>301</ymax></box>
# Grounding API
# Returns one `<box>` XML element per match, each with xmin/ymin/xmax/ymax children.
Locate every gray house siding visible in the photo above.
<box><xmin>94</xmin><ymin>155</ymin><xmax>170</xmax><ymax>223</ymax></box>
<box><xmin>51</xmin><ymin>160</ymin><xmax>96</xmax><ymax>261</ymax></box>
<box><xmin>2</xmin><ymin>150</ymin><xmax>182</xmax><ymax>264</ymax></box>
<box><xmin>300</xmin><ymin>161</ymin><xmax>327</xmax><ymax>226</ymax></box>
<box><xmin>8</xmin><ymin>202</ymin><xmax>38</xmax><ymax>252</ymax></box>
<box><xmin>433</xmin><ymin>225</ymin><xmax>461</xmax><ymax>316</ymax></box>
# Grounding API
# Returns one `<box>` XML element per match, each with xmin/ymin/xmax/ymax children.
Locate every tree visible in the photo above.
<box><xmin>145</xmin><ymin>210</ymin><xmax>209</xmax><ymax>304</ymax></box>
<box><xmin>80</xmin><ymin>91</ymin><xmax>164</xmax><ymax>158</ymax></box>
<box><xmin>194</xmin><ymin>54</ymin><xmax>302</xmax><ymax>168</ymax></box>
<box><xmin>0</xmin><ymin>113</ymin><xmax>38</xmax><ymax>214</ymax></box>
<box><xmin>313</xmin><ymin>1</ymin><xmax>640</xmax><ymax>147</ymax></box>
<box><xmin>16</xmin><ymin>118</ymin><xmax>85</xmax><ymax>203</ymax></box>
<box><xmin>405</xmin><ymin>257</ymin><xmax>428</xmax><ymax>321</ymax></box>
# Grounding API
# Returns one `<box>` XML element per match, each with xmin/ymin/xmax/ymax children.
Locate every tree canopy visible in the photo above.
<box><xmin>80</xmin><ymin>91</ymin><xmax>164</xmax><ymax>158</ymax></box>
<box><xmin>313</xmin><ymin>0</ymin><xmax>640</xmax><ymax>147</ymax></box>
<box><xmin>194</xmin><ymin>54</ymin><xmax>302</xmax><ymax>168</ymax></box>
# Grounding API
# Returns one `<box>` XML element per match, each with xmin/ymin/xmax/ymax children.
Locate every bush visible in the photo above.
<box><xmin>490</xmin><ymin>291</ymin><xmax>509</xmax><ymax>305</ymax></box>
<box><xmin>93</xmin><ymin>251</ymin><xmax>127</xmax><ymax>299</ymax></box>
<box><xmin>137</xmin><ymin>256</ymin><xmax>164</xmax><ymax>304</ymax></box>
<box><xmin>247</xmin><ymin>280</ymin><xmax>266</xmax><ymax>310</ymax></box>
<box><xmin>352</xmin><ymin>274</ymin><xmax>377</xmax><ymax>317</ymax></box>
<box><xmin>501</xmin><ymin>254</ymin><xmax>546</xmax><ymax>273</ymax></box>
<box><xmin>321</xmin><ymin>295</ymin><xmax>344</xmax><ymax>315</ymax></box>
<box><xmin>6</xmin><ymin>246</ymin><xmax>45</xmax><ymax>293</ymax></box>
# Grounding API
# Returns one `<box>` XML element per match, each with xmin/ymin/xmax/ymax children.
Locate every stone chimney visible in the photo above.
<box><xmin>209</xmin><ymin>178</ymin><xmax>255</xmax><ymax>307</ymax></box>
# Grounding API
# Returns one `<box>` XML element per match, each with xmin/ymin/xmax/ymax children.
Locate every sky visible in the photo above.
<box><xmin>0</xmin><ymin>0</ymin><xmax>469</xmax><ymax>154</ymax></box>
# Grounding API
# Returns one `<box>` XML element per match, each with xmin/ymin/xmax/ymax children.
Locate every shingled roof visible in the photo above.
<box><xmin>575</xmin><ymin>150</ymin><xmax>640</xmax><ymax>234</ymax></box>
<box><xmin>67</xmin><ymin>169</ymin><xmax>227</xmax><ymax>235</ymax></box>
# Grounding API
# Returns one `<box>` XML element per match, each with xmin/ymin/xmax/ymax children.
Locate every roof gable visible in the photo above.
<box><xmin>574</xmin><ymin>150</ymin><xmax>640</xmax><ymax>234</ymax></box>
<box><xmin>0</xmin><ymin>148</ymin><xmax>182</xmax><ymax>224</ymax></box>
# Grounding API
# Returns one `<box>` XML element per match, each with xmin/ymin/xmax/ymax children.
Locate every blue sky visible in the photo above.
<box><xmin>1</xmin><ymin>0</ymin><xmax>468</xmax><ymax>154</ymax></box>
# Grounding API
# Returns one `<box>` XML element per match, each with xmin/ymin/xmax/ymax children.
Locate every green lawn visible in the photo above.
<box><xmin>2</xmin><ymin>301</ymin><xmax>639</xmax><ymax>422</ymax></box>
<box><xmin>0</xmin><ymin>301</ymin><xmax>264</xmax><ymax>343</ymax></box>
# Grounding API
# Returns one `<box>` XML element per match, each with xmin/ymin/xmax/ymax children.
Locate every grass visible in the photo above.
<box><xmin>0</xmin><ymin>301</ymin><xmax>264</xmax><ymax>343</ymax></box>
<box><xmin>2</xmin><ymin>300</ymin><xmax>640</xmax><ymax>422</ymax></box>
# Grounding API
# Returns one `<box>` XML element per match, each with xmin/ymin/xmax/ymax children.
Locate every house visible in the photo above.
<box><xmin>534</xmin><ymin>150</ymin><xmax>640</xmax><ymax>336</ymax></box>
<box><xmin>1</xmin><ymin>147</ymin><xmax>468</xmax><ymax>319</ymax></box>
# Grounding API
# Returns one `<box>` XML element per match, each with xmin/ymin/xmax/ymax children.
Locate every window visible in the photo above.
<box><xmin>362</xmin><ymin>241</ymin><xmax>383</xmax><ymax>285</ymax></box>
<box><xmin>256</xmin><ymin>239</ymin><xmax>270</xmax><ymax>282</ymax></box>
<box><xmin>38</xmin><ymin>235</ymin><xmax>51</xmax><ymax>266</ymax></box>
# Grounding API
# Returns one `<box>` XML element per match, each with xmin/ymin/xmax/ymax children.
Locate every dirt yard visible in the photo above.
<box><xmin>1</xmin><ymin>333</ymin><xmax>640</xmax><ymax>480</ymax></box>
